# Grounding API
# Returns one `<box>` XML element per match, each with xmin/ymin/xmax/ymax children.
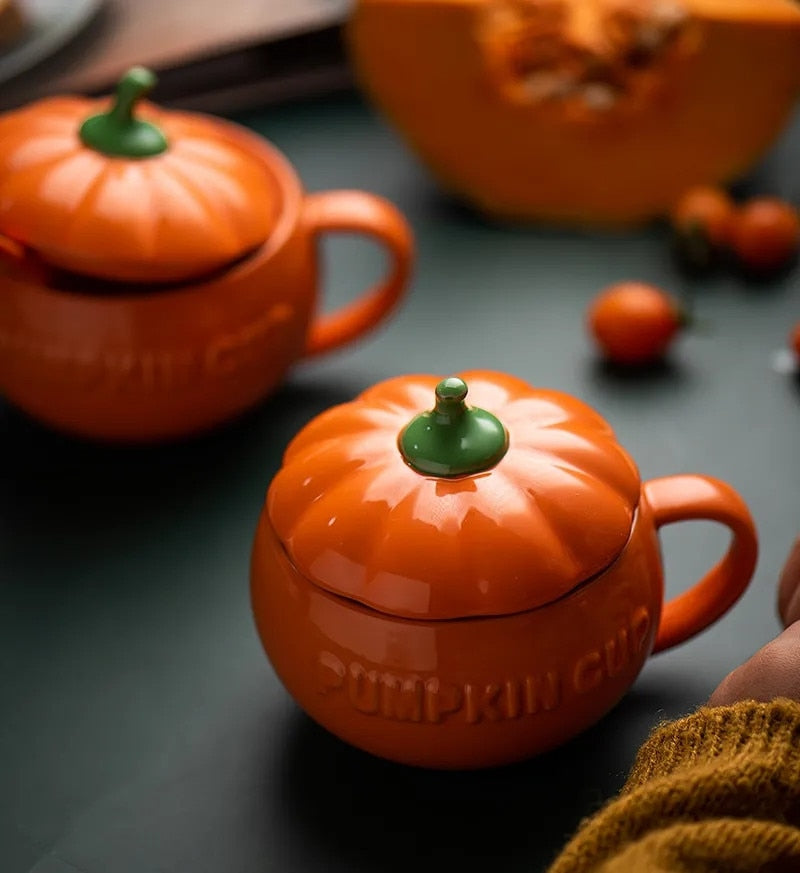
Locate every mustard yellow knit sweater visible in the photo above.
<box><xmin>547</xmin><ymin>699</ymin><xmax>800</xmax><ymax>872</ymax></box>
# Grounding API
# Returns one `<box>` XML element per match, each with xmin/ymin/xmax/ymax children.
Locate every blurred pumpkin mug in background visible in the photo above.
<box><xmin>252</xmin><ymin>371</ymin><xmax>758</xmax><ymax>769</ymax></box>
<box><xmin>0</xmin><ymin>67</ymin><xmax>413</xmax><ymax>442</ymax></box>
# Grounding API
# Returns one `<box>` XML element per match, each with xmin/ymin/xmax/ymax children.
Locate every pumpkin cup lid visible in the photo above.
<box><xmin>266</xmin><ymin>371</ymin><xmax>642</xmax><ymax>621</ymax></box>
<box><xmin>0</xmin><ymin>67</ymin><xmax>281</xmax><ymax>284</ymax></box>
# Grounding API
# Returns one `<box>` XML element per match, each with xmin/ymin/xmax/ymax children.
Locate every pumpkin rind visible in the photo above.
<box><xmin>0</xmin><ymin>97</ymin><xmax>279</xmax><ymax>282</ymax></box>
<box><xmin>267</xmin><ymin>371</ymin><xmax>641</xmax><ymax>620</ymax></box>
<box><xmin>348</xmin><ymin>0</ymin><xmax>800</xmax><ymax>225</ymax></box>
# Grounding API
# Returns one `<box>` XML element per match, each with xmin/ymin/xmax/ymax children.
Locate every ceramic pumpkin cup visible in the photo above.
<box><xmin>0</xmin><ymin>68</ymin><xmax>413</xmax><ymax>441</ymax></box>
<box><xmin>251</xmin><ymin>371</ymin><xmax>758</xmax><ymax>769</ymax></box>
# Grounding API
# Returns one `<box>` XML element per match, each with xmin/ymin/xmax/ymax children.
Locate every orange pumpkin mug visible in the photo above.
<box><xmin>251</xmin><ymin>371</ymin><xmax>758</xmax><ymax>769</ymax></box>
<box><xmin>0</xmin><ymin>68</ymin><xmax>413</xmax><ymax>441</ymax></box>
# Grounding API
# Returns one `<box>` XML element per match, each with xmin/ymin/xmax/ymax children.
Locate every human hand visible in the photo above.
<box><xmin>709</xmin><ymin>536</ymin><xmax>800</xmax><ymax>706</ymax></box>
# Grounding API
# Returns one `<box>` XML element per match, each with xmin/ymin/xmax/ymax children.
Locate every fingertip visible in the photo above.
<box><xmin>778</xmin><ymin>535</ymin><xmax>800</xmax><ymax>627</ymax></box>
<box><xmin>783</xmin><ymin>587</ymin><xmax>800</xmax><ymax>630</ymax></box>
<box><xmin>707</xmin><ymin>674</ymin><xmax>736</xmax><ymax>708</ymax></box>
<box><xmin>708</xmin><ymin>622</ymin><xmax>800</xmax><ymax>707</ymax></box>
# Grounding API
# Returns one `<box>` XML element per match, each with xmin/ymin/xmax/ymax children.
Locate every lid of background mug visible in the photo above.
<box><xmin>266</xmin><ymin>370</ymin><xmax>642</xmax><ymax>620</ymax></box>
<box><xmin>0</xmin><ymin>67</ymin><xmax>281</xmax><ymax>284</ymax></box>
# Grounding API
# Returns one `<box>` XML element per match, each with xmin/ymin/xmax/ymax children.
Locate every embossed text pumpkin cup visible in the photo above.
<box><xmin>0</xmin><ymin>68</ymin><xmax>413</xmax><ymax>441</ymax></box>
<box><xmin>251</xmin><ymin>371</ymin><xmax>758</xmax><ymax>769</ymax></box>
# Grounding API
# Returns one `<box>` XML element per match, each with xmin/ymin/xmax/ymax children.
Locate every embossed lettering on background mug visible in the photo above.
<box><xmin>0</xmin><ymin>68</ymin><xmax>413</xmax><ymax>441</ymax></box>
<box><xmin>251</xmin><ymin>371</ymin><xmax>759</xmax><ymax>769</ymax></box>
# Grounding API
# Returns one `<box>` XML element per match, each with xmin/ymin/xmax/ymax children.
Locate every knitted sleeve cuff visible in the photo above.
<box><xmin>546</xmin><ymin>699</ymin><xmax>800</xmax><ymax>873</ymax></box>
<box><xmin>624</xmin><ymin>697</ymin><xmax>800</xmax><ymax>791</ymax></box>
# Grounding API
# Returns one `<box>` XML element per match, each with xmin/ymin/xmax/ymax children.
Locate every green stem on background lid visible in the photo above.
<box><xmin>79</xmin><ymin>67</ymin><xmax>168</xmax><ymax>158</ymax></box>
<box><xmin>399</xmin><ymin>376</ymin><xmax>509</xmax><ymax>477</ymax></box>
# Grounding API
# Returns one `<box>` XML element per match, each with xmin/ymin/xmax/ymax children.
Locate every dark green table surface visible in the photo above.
<box><xmin>2</xmin><ymin>91</ymin><xmax>799</xmax><ymax>873</ymax></box>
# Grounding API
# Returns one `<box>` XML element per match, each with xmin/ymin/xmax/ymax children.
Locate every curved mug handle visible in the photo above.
<box><xmin>644</xmin><ymin>474</ymin><xmax>758</xmax><ymax>654</ymax></box>
<box><xmin>301</xmin><ymin>190</ymin><xmax>413</xmax><ymax>359</ymax></box>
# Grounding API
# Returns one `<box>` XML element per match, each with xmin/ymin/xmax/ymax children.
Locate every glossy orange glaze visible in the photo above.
<box><xmin>252</xmin><ymin>372</ymin><xmax>758</xmax><ymax>768</ymax></box>
<box><xmin>268</xmin><ymin>371</ymin><xmax>642</xmax><ymax>619</ymax></box>
<box><xmin>252</xmin><ymin>475</ymin><xmax>756</xmax><ymax>768</ymax></box>
<box><xmin>0</xmin><ymin>99</ymin><xmax>282</xmax><ymax>283</ymax></box>
<box><xmin>0</xmin><ymin>132</ymin><xmax>413</xmax><ymax>441</ymax></box>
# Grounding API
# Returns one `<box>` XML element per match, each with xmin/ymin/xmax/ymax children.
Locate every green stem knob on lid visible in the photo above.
<box><xmin>79</xmin><ymin>67</ymin><xmax>168</xmax><ymax>158</ymax></box>
<box><xmin>399</xmin><ymin>377</ymin><xmax>509</xmax><ymax>477</ymax></box>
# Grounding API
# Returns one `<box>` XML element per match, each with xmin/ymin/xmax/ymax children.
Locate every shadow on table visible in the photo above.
<box><xmin>791</xmin><ymin>371</ymin><xmax>800</xmax><ymax>400</ymax></box>
<box><xmin>274</xmin><ymin>681</ymin><xmax>695</xmax><ymax>873</ymax></box>
<box><xmin>587</xmin><ymin>357</ymin><xmax>696</xmax><ymax>411</ymax></box>
<box><xmin>590</xmin><ymin>357</ymin><xmax>687</xmax><ymax>386</ymax></box>
<box><xmin>0</xmin><ymin>375</ymin><xmax>361</xmax><ymax>536</ymax></box>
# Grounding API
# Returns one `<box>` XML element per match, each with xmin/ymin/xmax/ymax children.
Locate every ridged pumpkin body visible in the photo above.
<box><xmin>267</xmin><ymin>371</ymin><xmax>641</xmax><ymax>620</ymax></box>
<box><xmin>348</xmin><ymin>0</ymin><xmax>800</xmax><ymax>225</ymax></box>
<box><xmin>0</xmin><ymin>96</ymin><xmax>278</xmax><ymax>282</ymax></box>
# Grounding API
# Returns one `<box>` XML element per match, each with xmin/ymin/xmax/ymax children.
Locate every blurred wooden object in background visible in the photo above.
<box><xmin>0</xmin><ymin>0</ymin><xmax>353</xmax><ymax>112</ymax></box>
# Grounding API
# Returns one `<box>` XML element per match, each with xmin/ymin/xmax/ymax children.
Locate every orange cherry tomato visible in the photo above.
<box><xmin>671</xmin><ymin>186</ymin><xmax>736</xmax><ymax>250</ymax></box>
<box><xmin>730</xmin><ymin>197</ymin><xmax>800</xmax><ymax>275</ymax></box>
<box><xmin>588</xmin><ymin>282</ymin><xmax>684</xmax><ymax>365</ymax></box>
<box><xmin>791</xmin><ymin>323</ymin><xmax>800</xmax><ymax>363</ymax></box>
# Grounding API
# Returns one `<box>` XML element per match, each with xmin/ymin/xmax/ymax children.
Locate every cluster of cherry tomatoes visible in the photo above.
<box><xmin>672</xmin><ymin>188</ymin><xmax>800</xmax><ymax>277</ymax></box>
<box><xmin>588</xmin><ymin>187</ymin><xmax>800</xmax><ymax>367</ymax></box>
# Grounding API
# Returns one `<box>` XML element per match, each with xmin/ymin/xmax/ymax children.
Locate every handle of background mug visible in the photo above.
<box><xmin>301</xmin><ymin>190</ymin><xmax>413</xmax><ymax>359</ymax></box>
<box><xmin>645</xmin><ymin>474</ymin><xmax>758</xmax><ymax>654</ymax></box>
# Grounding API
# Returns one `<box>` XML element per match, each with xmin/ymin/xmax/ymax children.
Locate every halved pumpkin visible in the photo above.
<box><xmin>348</xmin><ymin>0</ymin><xmax>800</xmax><ymax>225</ymax></box>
